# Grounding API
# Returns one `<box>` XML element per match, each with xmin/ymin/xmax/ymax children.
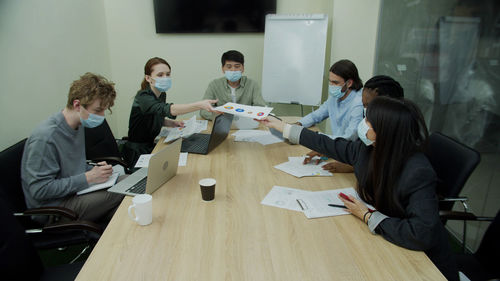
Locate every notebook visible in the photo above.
<box><xmin>77</xmin><ymin>165</ymin><xmax>122</xmax><ymax>195</ymax></box>
<box><xmin>107</xmin><ymin>138</ymin><xmax>181</xmax><ymax>196</ymax></box>
<box><xmin>181</xmin><ymin>113</ymin><xmax>234</xmax><ymax>155</ymax></box>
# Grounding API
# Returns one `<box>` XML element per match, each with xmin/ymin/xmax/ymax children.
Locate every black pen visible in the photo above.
<box><xmin>86</xmin><ymin>161</ymin><xmax>104</xmax><ymax>167</ymax></box>
<box><xmin>296</xmin><ymin>199</ymin><xmax>305</xmax><ymax>210</ymax></box>
<box><xmin>328</xmin><ymin>204</ymin><xmax>347</xmax><ymax>209</ymax></box>
<box><xmin>268</xmin><ymin>113</ymin><xmax>282</xmax><ymax>121</ymax></box>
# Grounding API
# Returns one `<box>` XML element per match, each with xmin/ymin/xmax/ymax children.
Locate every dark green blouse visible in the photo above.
<box><xmin>127</xmin><ymin>87</ymin><xmax>176</xmax><ymax>144</ymax></box>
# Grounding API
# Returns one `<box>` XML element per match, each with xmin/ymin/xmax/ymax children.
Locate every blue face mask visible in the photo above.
<box><xmin>357</xmin><ymin>118</ymin><xmax>374</xmax><ymax>146</ymax></box>
<box><xmin>328</xmin><ymin>83</ymin><xmax>347</xmax><ymax>99</ymax></box>
<box><xmin>80</xmin><ymin>112</ymin><xmax>105</xmax><ymax>128</ymax></box>
<box><xmin>225</xmin><ymin>71</ymin><xmax>242</xmax><ymax>82</ymax></box>
<box><xmin>154</xmin><ymin>77</ymin><xmax>172</xmax><ymax>92</ymax></box>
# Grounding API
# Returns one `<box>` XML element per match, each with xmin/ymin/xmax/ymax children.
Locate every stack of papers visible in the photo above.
<box><xmin>231</xmin><ymin>130</ymin><xmax>283</xmax><ymax>145</ymax></box>
<box><xmin>261</xmin><ymin>186</ymin><xmax>375</xmax><ymax>219</ymax></box>
<box><xmin>214</xmin><ymin>102</ymin><xmax>273</xmax><ymax>120</ymax></box>
<box><xmin>156</xmin><ymin>116</ymin><xmax>208</xmax><ymax>143</ymax></box>
<box><xmin>274</xmin><ymin>156</ymin><xmax>333</xmax><ymax>177</ymax></box>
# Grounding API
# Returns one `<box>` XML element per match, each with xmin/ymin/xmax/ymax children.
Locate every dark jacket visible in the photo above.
<box><xmin>123</xmin><ymin>87</ymin><xmax>176</xmax><ymax>167</ymax></box>
<box><xmin>298</xmin><ymin>128</ymin><xmax>459</xmax><ymax>281</ymax></box>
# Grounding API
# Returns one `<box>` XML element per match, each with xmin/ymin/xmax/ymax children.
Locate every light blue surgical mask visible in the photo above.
<box><xmin>363</xmin><ymin>107</ymin><xmax>367</xmax><ymax>117</ymax></box>
<box><xmin>357</xmin><ymin>118</ymin><xmax>374</xmax><ymax>146</ymax></box>
<box><xmin>80</xmin><ymin>112</ymin><xmax>105</xmax><ymax>128</ymax></box>
<box><xmin>328</xmin><ymin>83</ymin><xmax>347</xmax><ymax>99</ymax></box>
<box><xmin>225</xmin><ymin>71</ymin><xmax>242</xmax><ymax>82</ymax></box>
<box><xmin>154</xmin><ymin>77</ymin><xmax>172</xmax><ymax>92</ymax></box>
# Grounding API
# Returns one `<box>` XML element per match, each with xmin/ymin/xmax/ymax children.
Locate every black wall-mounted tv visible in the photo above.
<box><xmin>153</xmin><ymin>0</ymin><xmax>276</xmax><ymax>33</ymax></box>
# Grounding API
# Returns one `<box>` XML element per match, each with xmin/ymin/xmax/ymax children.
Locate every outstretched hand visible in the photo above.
<box><xmin>255</xmin><ymin>115</ymin><xmax>285</xmax><ymax>132</ymax></box>
<box><xmin>199</xmin><ymin>99</ymin><xmax>219</xmax><ymax>112</ymax></box>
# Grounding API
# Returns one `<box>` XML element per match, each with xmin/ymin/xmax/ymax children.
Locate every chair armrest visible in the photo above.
<box><xmin>15</xmin><ymin>206</ymin><xmax>78</xmax><ymax>220</ymax></box>
<box><xmin>439</xmin><ymin>211</ymin><xmax>495</xmax><ymax>222</ymax></box>
<box><xmin>439</xmin><ymin>210</ymin><xmax>477</xmax><ymax>221</ymax></box>
<box><xmin>43</xmin><ymin>220</ymin><xmax>103</xmax><ymax>235</ymax></box>
<box><xmin>91</xmin><ymin>156</ymin><xmax>128</xmax><ymax>168</ymax></box>
<box><xmin>439</xmin><ymin>197</ymin><xmax>468</xmax><ymax>202</ymax></box>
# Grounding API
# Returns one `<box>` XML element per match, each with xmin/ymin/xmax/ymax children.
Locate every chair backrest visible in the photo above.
<box><xmin>474</xmin><ymin>210</ymin><xmax>500</xmax><ymax>277</ymax></box>
<box><xmin>428</xmin><ymin>132</ymin><xmax>480</xmax><ymax>211</ymax></box>
<box><xmin>84</xmin><ymin>119</ymin><xmax>121</xmax><ymax>160</ymax></box>
<box><xmin>0</xmin><ymin>139</ymin><xmax>28</xmax><ymax>213</ymax></box>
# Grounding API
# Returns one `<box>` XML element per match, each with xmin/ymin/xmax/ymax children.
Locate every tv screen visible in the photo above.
<box><xmin>153</xmin><ymin>0</ymin><xmax>276</xmax><ymax>33</ymax></box>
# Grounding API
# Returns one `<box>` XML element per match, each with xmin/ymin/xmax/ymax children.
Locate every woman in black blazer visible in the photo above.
<box><xmin>259</xmin><ymin>97</ymin><xmax>458</xmax><ymax>281</ymax></box>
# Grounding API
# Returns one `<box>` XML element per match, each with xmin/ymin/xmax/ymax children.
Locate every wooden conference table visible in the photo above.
<box><xmin>76</xmin><ymin>117</ymin><xmax>445</xmax><ymax>281</ymax></box>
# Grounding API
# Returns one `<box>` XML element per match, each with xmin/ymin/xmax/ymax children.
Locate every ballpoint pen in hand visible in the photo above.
<box><xmin>86</xmin><ymin>161</ymin><xmax>105</xmax><ymax>167</ymax></box>
<box><xmin>339</xmin><ymin>192</ymin><xmax>375</xmax><ymax>212</ymax></box>
<box><xmin>267</xmin><ymin>113</ymin><xmax>282</xmax><ymax>121</ymax></box>
<box><xmin>328</xmin><ymin>204</ymin><xmax>347</xmax><ymax>209</ymax></box>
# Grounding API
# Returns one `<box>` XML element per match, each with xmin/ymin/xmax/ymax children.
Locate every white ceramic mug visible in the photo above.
<box><xmin>128</xmin><ymin>194</ymin><xmax>153</xmax><ymax>226</ymax></box>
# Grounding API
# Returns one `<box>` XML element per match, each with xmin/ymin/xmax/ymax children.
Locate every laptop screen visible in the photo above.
<box><xmin>208</xmin><ymin>113</ymin><xmax>234</xmax><ymax>151</ymax></box>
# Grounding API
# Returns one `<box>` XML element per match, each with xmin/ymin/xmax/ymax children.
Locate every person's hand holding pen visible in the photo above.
<box><xmin>85</xmin><ymin>161</ymin><xmax>113</xmax><ymax>184</ymax></box>
<box><xmin>255</xmin><ymin>114</ymin><xmax>286</xmax><ymax>132</ymax></box>
<box><xmin>303</xmin><ymin>150</ymin><xmax>328</xmax><ymax>165</ymax></box>
<box><xmin>337</xmin><ymin>192</ymin><xmax>374</xmax><ymax>224</ymax></box>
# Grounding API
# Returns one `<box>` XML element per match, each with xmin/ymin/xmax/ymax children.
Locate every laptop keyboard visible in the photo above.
<box><xmin>126</xmin><ymin>177</ymin><xmax>147</xmax><ymax>194</ymax></box>
<box><xmin>181</xmin><ymin>134</ymin><xmax>210</xmax><ymax>153</ymax></box>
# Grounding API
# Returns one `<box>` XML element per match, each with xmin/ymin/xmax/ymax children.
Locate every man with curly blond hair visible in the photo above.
<box><xmin>21</xmin><ymin>72</ymin><xmax>123</xmax><ymax>225</ymax></box>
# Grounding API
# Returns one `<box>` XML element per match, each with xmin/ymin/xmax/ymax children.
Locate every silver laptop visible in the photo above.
<box><xmin>108</xmin><ymin>138</ymin><xmax>181</xmax><ymax>196</ymax></box>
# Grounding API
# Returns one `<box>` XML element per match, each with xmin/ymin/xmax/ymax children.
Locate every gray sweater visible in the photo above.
<box><xmin>21</xmin><ymin>112</ymin><xmax>89</xmax><ymax>209</ymax></box>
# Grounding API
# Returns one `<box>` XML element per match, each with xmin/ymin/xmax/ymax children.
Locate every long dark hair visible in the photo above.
<box><xmin>329</xmin><ymin>59</ymin><xmax>363</xmax><ymax>91</ymax></box>
<box><xmin>140</xmin><ymin>57</ymin><xmax>171</xmax><ymax>90</ymax></box>
<box><xmin>358</xmin><ymin>97</ymin><xmax>429</xmax><ymax>217</ymax></box>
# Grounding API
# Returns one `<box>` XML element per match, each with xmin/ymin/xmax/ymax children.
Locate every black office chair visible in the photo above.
<box><xmin>85</xmin><ymin>119</ymin><xmax>130</xmax><ymax>173</ymax></box>
<box><xmin>0</xmin><ymin>139</ymin><xmax>102</xmax><ymax>251</ymax></box>
<box><xmin>427</xmin><ymin>132</ymin><xmax>481</xmax><ymax>252</ymax></box>
<box><xmin>0</xmin><ymin>200</ymin><xmax>84</xmax><ymax>281</ymax></box>
<box><xmin>440</xmin><ymin>209</ymin><xmax>499</xmax><ymax>281</ymax></box>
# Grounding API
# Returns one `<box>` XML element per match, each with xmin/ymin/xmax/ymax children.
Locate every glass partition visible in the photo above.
<box><xmin>375</xmin><ymin>0</ymin><xmax>500</xmax><ymax>251</ymax></box>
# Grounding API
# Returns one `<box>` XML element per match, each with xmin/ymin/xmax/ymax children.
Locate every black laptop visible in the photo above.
<box><xmin>181</xmin><ymin>113</ymin><xmax>234</xmax><ymax>154</ymax></box>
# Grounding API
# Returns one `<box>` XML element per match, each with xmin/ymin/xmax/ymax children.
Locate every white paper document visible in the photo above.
<box><xmin>214</xmin><ymin>102</ymin><xmax>273</xmax><ymax>120</ymax></box>
<box><xmin>178</xmin><ymin>152</ymin><xmax>188</xmax><ymax>166</ymax></box>
<box><xmin>231</xmin><ymin>130</ymin><xmax>283</xmax><ymax>145</ymax></box>
<box><xmin>163</xmin><ymin>116</ymin><xmax>197</xmax><ymax>142</ymax></box>
<box><xmin>300</xmin><ymin>187</ymin><xmax>375</xmax><ymax>219</ymax></box>
<box><xmin>274</xmin><ymin>156</ymin><xmax>333</xmax><ymax>178</ymax></box>
<box><xmin>77</xmin><ymin>165</ymin><xmax>122</xmax><ymax>195</ymax></box>
<box><xmin>135</xmin><ymin>154</ymin><xmax>152</xmax><ymax>168</ymax></box>
<box><xmin>156</xmin><ymin>116</ymin><xmax>209</xmax><ymax>143</ymax></box>
<box><xmin>261</xmin><ymin>186</ymin><xmax>312</xmax><ymax>212</ymax></box>
<box><xmin>195</xmin><ymin>119</ymin><xmax>208</xmax><ymax>131</ymax></box>
<box><xmin>136</xmin><ymin>152</ymin><xmax>188</xmax><ymax>168</ymax></box>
